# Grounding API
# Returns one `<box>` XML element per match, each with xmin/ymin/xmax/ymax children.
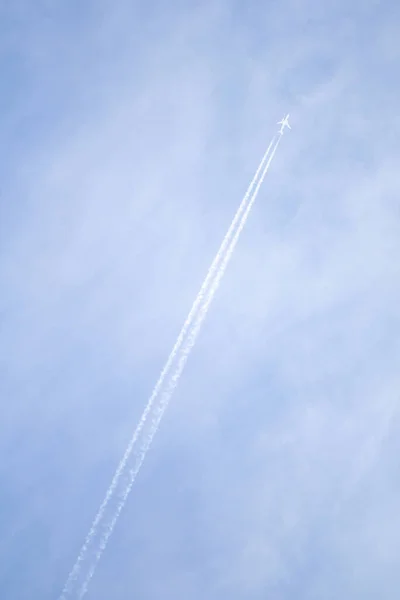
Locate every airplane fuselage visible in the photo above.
<box><xmin>277</xmin><ymin>114</ymin><xmax>291</xmax><ymax>134</ymax></box>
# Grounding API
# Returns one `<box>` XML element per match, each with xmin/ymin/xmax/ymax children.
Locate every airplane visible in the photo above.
<box><xmin>277</xmin><ymin>114</ymin><xmax>291</xmax><ymax>134</ymax></box>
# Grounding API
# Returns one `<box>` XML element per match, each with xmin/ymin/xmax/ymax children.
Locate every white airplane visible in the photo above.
<box><xmin>277</xmin><ymin>114</ymin><xmax>291</xmax><ymax>134</ymax></box>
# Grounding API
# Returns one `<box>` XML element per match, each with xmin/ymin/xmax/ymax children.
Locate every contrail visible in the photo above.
<box><xmin>59</xmin><ymin>135</ymin><xmax>275</xmax><ymax>600</ymax></box>
<box><xmin>60</xmin><ymin>129</ymin><xmax>283</xmax><ymax>599</ymax></box>
<box><xmin>59</xmin><ymin>140</ymin><xmax>274</xmax><ymax>600</ymax></box>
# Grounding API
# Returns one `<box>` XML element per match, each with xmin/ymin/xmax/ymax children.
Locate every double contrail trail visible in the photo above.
<box><xmin>59</xmin><ymin>123</ymin><xmax>286</xmax><ymax>599</ymax></box>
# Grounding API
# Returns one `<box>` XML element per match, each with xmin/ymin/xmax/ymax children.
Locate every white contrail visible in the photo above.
<box><xmin>76</xmin><ymin>133</ymin><xmax>282</xmax><ymax>599</ymax></box>
<box><xmin>59</xmin><ymin>136</ymin><xmax>274</xmax><ymax>600</ymax></box>
<box><xmin>60</xmin><ymin>129</ymin><xmax>283</xmax><ymax>599</ymax></box>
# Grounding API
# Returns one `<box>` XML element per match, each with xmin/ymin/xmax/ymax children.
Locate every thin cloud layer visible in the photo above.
<box><xmin>1</xmin><ymin>1</ymin><xmax>399</xmax><ymax>599</ymax></box>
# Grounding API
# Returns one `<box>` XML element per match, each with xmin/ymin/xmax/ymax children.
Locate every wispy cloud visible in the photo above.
<box><xmin>1</xmin><ymin>0</ymin><xmax>399</xmax><ymax>598</ymax></box>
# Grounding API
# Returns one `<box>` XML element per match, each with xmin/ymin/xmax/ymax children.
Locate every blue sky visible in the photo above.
<box><xmin>1</xmin><ymin>0</ymin><xmax>400</xmax><ymax>598</ymax></box>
